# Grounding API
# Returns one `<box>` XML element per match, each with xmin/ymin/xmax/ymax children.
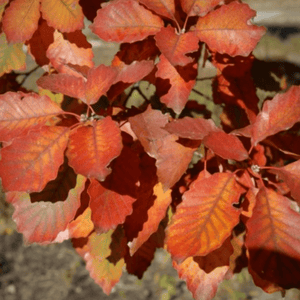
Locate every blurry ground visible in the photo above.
<box><xmin>1</xmin><ymin>1</ymin><xmax>300</xmax><ymax>299</ymax></box>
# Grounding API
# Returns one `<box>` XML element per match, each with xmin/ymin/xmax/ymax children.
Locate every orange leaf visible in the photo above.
<box><xmin>245</xmin><ymin>187</ymin><xmax>300</xmax><ymax>289</ymax></box>
<box><xmin>74</xmin><ymin>230</ymin><xmax>124</xmax><ymax>295</ymax></box>
<box><xmin>90</xmin><ymin>0</ymin><xmax>164</xmax><ymax>43</ymax></box>
<box><xmin>0</xmin><ymin>91</ymin><xmax>63</xmax><ymax>142</ymax></box>
<box><xmin>6</xmin><ymin>174</ymin><xmax>86</xmax><ymax>244</ymax></box>
<box><xmin>130</xmin><ymin>183</ymin><xmax>171</xmax><ymax>255</ymax></box>
<box><xmin>166</xmin><ymin>172</ymin><xmax>242</xmax><ymax>262</ymax></box>
<box><xmin>40</xmin><ymin>0</ymin><xmax>84</xmax><ymax>32</ymax></box>
<box><xmin>66</xmin><ymin>117</ymin><xmax>122</xmax><ymax>181</ymax></box>
<box><xmin>251</xmin><ymin>86</ymin><xmax>300</xmax><ymax>146</ymax></box>
<box><xmin>0</xmin><ymin>126</ymin><xmax>70</xmax><ymax>192</ymax></box>
<box><xmin>173</xmin><ymin>237</ymin><xmax>233</xmax><ymax>300</ymax></box>
<box><xmin>2</xmin><ymin>0</ymin><xmax>40</xmax><ymax>43</ymax></box>
<box><xmin>156</xmin><ymin>54</ymin><xmax>196</xmax><ymax>114</ymax></box>
<box><xmin>68</xmin><ymin>207</ymin><xmax>94</xmax><ymax>238</ymax></box>
<box><xmin>139</xmin><ymin>0</ymin><xmax>175</xmax><ymax>20</ymax></box>
<box><xmin>155</xmin><ymin>26</ymin><xmax>199</xmax><ymax>66</ymax></box>
<box><xmin>180</xmin><ymin>0</ymin><xmax>221</xmax><ymax>17</ymax></box>
<box><xmin>195</xmin><ymin>2</ymin><xmax>266</xmax><ymax>57</ymax></box>
<box><xmin>88</xmin><ymin>179</ymin><xmax>137</xmax><ymax>233</ymax></box>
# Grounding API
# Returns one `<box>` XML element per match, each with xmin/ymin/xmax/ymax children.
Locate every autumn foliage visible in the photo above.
<box><xmin>1</xmin><ymin>0</ymin><xmax>300</xmax><ymax>299</ymax></box>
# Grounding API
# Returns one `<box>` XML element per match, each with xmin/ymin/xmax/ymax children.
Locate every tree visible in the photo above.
<box><xmin>1</xmin><ymin>0</ymin><xmax>300</xmax><ymax>299</ymax></box>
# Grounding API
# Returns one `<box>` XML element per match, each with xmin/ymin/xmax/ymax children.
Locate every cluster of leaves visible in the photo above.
<box><xmin>1</xmin><ymin>0</ymin><xmax>300</xmax><ymax>299</ymax></box>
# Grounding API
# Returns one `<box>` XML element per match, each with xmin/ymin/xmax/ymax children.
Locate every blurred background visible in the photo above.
<box><xmin>1</xmin><ymin>0</ymin><xmax>300</xmax><ymax>299</ymax></box>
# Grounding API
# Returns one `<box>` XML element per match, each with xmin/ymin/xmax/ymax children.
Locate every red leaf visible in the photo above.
<box><xmin>270</xmin><ymin>160</ymin><xmax>300</xmax><ymax>205</ymax></box>
<box><xmin>27</xmin><ymin>19</ymin><xmax>54</xmax><ymax>66</ymax></box>
<box><xmin>156</xmin><ymin>55</ymin><xmax>196</xmax><ymax>114</ymax></box>
<box><xmin>88</xmin><ymin>179</ymin><xmax>137</xmax><ymax>233</ymax></box>
<box><xmin>194</xmin><ymin>2</ymin><xmax>266</xmax><ymax>57</ymax></box>
<box><xmin>74</xmin><ymin>230</ymin><xmax>124</xmax><ymax>295</ymax></box>
<box><xmin>126</xmin><ymin>219</ymin><xmax>166</xmax><ymax>278</ymax></box>
<box><xmin>123</xmin><ymin>153</ymin><xmax>158</xmax><ymax>241</ymax></box>
<box><xmin>46</xmin><ymin>31</ymin><xmax>94</xmax><ymax>73</ymax></box>
<box><xmin>90</xmin><ymin>0</ymin><xmax>164</xmax><ymax>43</ymax></box>
<box><xmin>2</xmin><ymin>0</ymin><xmax>40</xmax><ymax>43</ymax></box>
<box><xmin>203</xmin><ymin>130</ymin><xmax>249</xmax><ymax>161</ymax></box>
<box><xmin>166</xmin><ymin>172</ymin><xmax>242</xmax><ymax>262</ymax></box>
<box><xmin>113</xmin><ymin>37</ymin><xmax>159</xmax><ymax>64</ymax></box>
<box><xmin>40</xmin><ymin>0</ymin><xmax>84</xmax><ymax>32</ymax></box>
<box><xmin>66</xmin><ymin>117</ymin><xmax>122</xmax><ymax>181</ymax></box>
<box><xmin>129</xmin><ymin>183</ymin><xmax>171</xmax><ymax>255</ymax></box>
<box><xmin>0</xmin><ymin>92</ymin><xmax>63</xmax><ymax>142</ymax></box>
<box><xmin>173</xmin><ymin>237</ymin><xmax>233</xmax><ymax>300</ymax></box>
<box><xmin>129</xmin><ymin>106</ymin><xmax>195</xmax><ymax>190</ymax></box>
<box><xmin>37</xmin><ymin>73</ymin><xmax>86</xmax><ymax>100</ymax></box>
<box><xmin>180</xmin><ymin>0</ymin><xmax>221</xmax><ymax>17</ymax></box>
<box><xmin>155</xmin><ymin>26</ymin><xmax>199</xmax><ymax>66</ymax></box>
<box><xmin>164</xmin><ymin>116</ymin><xmax>218</xmax><ymax>140</ymax></box>
<box><xmin>155</xmin><ymin>134</ymin><xmax>196</xmax><ymax>191</ymax></box>
<box><xmin>139</xmin><ymin>0</ymin><xmax>175</xmax><ymax>20</ymax></box>
<box><xmin>113</xmin><ymin>59</ymin><xmax>154</xmax><ymax>83</ymax></box>
<box><xmin>6</xmin><ymin>175</ymin><xmax>86</xmax><ymax>244</ymax></box>
<box><xmin>85</xmin><ymin>65</ymin><xmax>118</xmax><ymax>104</ymax></box>
<box><xmin>0</xmin><ymin>126</ymin><xmax>70</xmax><ymax>192</ymax></box>
<box><xmin>245</xmin><ymin>187</ymin><xmax>300</xmax><ymax>289</ymax></box>
<box><xmin>251</xmin><ymin>86</ymin><xmax>300</xmax><ymax>146</ymax></box>
<box><xmin>37</xmin><ymin>64</ymin><xmax>118</xmax><ymax>105</ymax></box>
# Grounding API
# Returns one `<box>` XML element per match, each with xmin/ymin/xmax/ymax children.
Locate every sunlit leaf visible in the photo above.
<box><xmin>0</xmin><ymin>126</ymin><xmax>70</xmax><ymax>192</ymax></box>
<box><xmin>74</xmin><ymin>230</ymin><xmax>124</xmax><ymax>295</ymax></box>
<box><xmin>0</xmin><ymin>33</ymin><xmax>26</xmax><ymax>76</ymax></box>
<box><xmin>166</xmin><ymin>172</ymin><xmax>242</xmax><ymax>262</ymax></box>
<box><xmin>180</xmin><ymin>0</ymin><xmax>222</xmax><ymax>17</ymax></box>
<box><xmin>90</xmin><ymin>0</ymin><xmax>164</xmax><ymax>43</ymax></box>
<box><xmin>66</xmin><ymin>117</ymin><xmax>122</xmax><ymax>181</ymax></box>
<box><xmin>2</xmin><ymin>0</ymin><xmax>40</xmax><ymax>43</ymax></box>
<box><xmin>41</xmin><ymin>0</ymin><xmax>84</xmax><ymax>32</ymax></box>
<box><xmin>37</xmin><ymin>64</ymin><xmax>118</xmax><ymax>105</ymax></box>
<box><xmin>130</xmin><ymin>183</ymin><xmax>171</xmax><ymax>255</ymax></box>
<box><xmin>46</xmin><ymin>31</ymin><xmax>94</xmax><ymax>73</ymax></box>
<box><xmin>0</xmin><ymin>0</ymin><xmax>9</xmax><ymax>21</ymax></box>
<box><xmin>173</xmin><ymin>237</ymin><xmax>233</xmax><ymax>300</ymax></box>
<box><xmin>155</xmin><ymin>26</ymin><xmax>199</xmax><ymax>66</ymax></box>
<box><xmin>251</xmin><ymin>86</ymin><xmax>300</xmax><ymax>146</ymax></box>
<box><xmin>139</xmin><ymin>0</ymin><xmax>175</xmax><ymax>20</ymax></box>
<box><xmin>0</xmin><ymin>92</ymin><xmax>63</xmax><ymax>142</ymax></box>
<box><xmin>246</xmin><ymin>187</ymin><xmax>300</xmax><ymax>289</ymax></box>
<box><xmin>6</xmin><ymin>174</ymin><xmax>86</xmax><ymax>244</ymax></box>
<box><xmin>194</xmin><ymin>2</ymin><xmax>266</xmax><ymax>56</ymax></box>
<box><xmin>68</xmin><ymin>207</ymin><xmax>94</xmax><ymax>238</ymax></box>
